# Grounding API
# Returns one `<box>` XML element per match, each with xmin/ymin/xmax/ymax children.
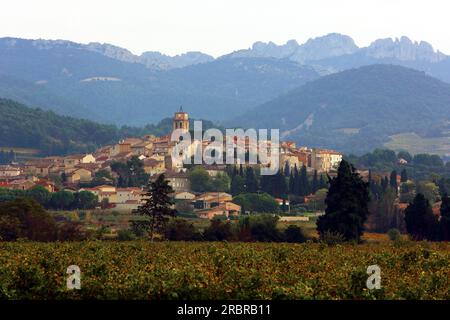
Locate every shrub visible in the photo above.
<box><xmin>320</xmin><ymin>231</ymin><xmax>346</xmax><ymax>246</ymax></box>
<box><xmin>165</xmin><ymin>219</ymin><xmax>201</xmax><ymax>241</ymax></box>
<box><xmin>203</xmin><ymin>219</ymin><xmax>234</xmax><ymax>241</ymax></box>
<box><xmin>57</xmin><ymin>221</ymin><xmax>86</xmax><ymax>241</ymax></box>
<box><xmin>283</xmin><ymin>225</ymin><xmax>306</xmax><ymax>243</ymax></box>
<box><xmin>117</xmin><ymin>229</ymin><xmax>136</xmax><ymax>241</ymax></box>
<box><xmin>387</xmin><ymin>228</ymin><xmax>401</xmax><ymax>242</ymax></box>
<box><xmin>239</xmin><ymin>214</ymin><xmax>282</xmax><ymax>242</ymax></box>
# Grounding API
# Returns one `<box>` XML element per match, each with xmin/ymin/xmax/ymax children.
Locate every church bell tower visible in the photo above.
<box><xmin>173</xmin><ymin>106</ymin><xmax>189</xmax><ymax>133</ymax></box>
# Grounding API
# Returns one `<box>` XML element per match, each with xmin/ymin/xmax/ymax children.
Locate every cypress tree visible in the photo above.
<box><xmin>319</xmin><ymin>174</ymin><xmax>328</xmax><ymax>190</ymax></box>
<box><xmin>381</xmin><ymin>176</ymin><xmax>389</xmax><ymax>193</ymax></box>
<box><xmin>400</xmin><ymin>169</ymin><xmax>408</xmax><ymax>183</ymax></box>
<box><xmin>390</xmin><ymin>170</ymin><xmax>398</xmax><ymax>193</ymax></box>
<box><xmin>283</xmin><ymin>161</ymin><xmax>290</xmax><ymax>176</ymax></box>
<box><xmin>275</xmin><ymin>170</ymin><xmax>288</xmax><ymax>198</ymax></box>
<box><xmin>312</xmin><ymin>170</ymin><xmax>319</xmax><ymax>194</ymax></box>
<box><xmin>316</xmin><ymin>160</ymin><xmax>370</xmax><ymax>241</ymax></box>
<box><xmin>292</xmin><ymin>165</ymin><xmax>300</xmax><ymax>195</ymax></box>
<box><xmin>404</xmin><ymin>193</ymin><xmax>438</xmax><ymax>241</ymax></box>
<box><xmin>245</xmin><ymin>167</ymin><xmax>259</xmax><ymax>193</ymax></box>
<box><xmin>439</xmin><ymin>194</ymin><xmax>450</xmax><ymax>241</ymax></box>
<box><xmin>230</xmin><ymin>175</ymin><xmax>245</xmax><ymax>196</ymax></box>
<box><xmin>299</xmin><ymin>165</ymin><xmax>309</xmax><ymax>196</ymax></box>
<box><xmin>289</xmin><ymin>171</ymin><xmax>295</xmax><ymax>194</ymax></box>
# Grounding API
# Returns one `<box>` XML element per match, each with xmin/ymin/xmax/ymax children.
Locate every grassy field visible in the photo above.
<box><xmin>0</xmin><ymin>241</ymin><xmax>448</xmax><ymax>300</ymax></box>
<box><xmin>384</xmin><ymin>132</ymin><xmax>450</xmax><ymax>156</ymax></box>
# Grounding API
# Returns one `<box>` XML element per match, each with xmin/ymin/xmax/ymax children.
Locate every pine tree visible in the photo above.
<box><xmin>404</xmin><ymin>193</ymin><xmax>438</xmax><ymax>241</ymax></box>
<box><xmin>132</xmin><ymin>174</ymin><xmax>176</xmax><ymax>241</ymax></box>
<box><xmin>439</xmin><ymin>194</ymin><xmax>450</xmax><ymax>241</ymax></box>
<box><xmin>400</xmin><ymin>169</ymin><xmax>408</xmax><ymax>183</ymax></box>
<box><xmin>316</xmin><ymin>160</ymin><xmax>370</xmax><ymax>241</ymax></box>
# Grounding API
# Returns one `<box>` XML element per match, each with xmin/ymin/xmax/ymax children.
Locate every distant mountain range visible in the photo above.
<box><xmin>231</xmin><ymin>64</ymin><xmax>450</xmax><ymax>155</ymax></box>
<box><xmin>0</xmin><ymin>37</ymin><xmax>320</xmax><ymax>124</ymax></box>
<box><xmin>1</xmin><ymin>34</ymin><xmax>450</xmax><ymax>154</ymax></box>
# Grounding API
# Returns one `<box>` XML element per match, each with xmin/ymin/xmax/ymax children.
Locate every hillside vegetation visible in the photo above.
<box><xmin>0</xmin><ymin>99</ymin><xmax>220</xmax><ymax>155</ymax></box>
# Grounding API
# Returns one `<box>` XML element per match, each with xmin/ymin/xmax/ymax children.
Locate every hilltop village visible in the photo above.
<box><xmin>0</xmin><ymin>109</ymin><xmax>342</xmax><ymax>219</ymax></box>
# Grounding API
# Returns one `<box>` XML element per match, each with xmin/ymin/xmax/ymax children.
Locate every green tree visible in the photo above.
<box><xmin>74</xmin><ymin>191</ymin><xmax>98</xmax><ymax>209</ymax></box>
<box><xmin>230</xmin><ymin>175</ymin><xmax>245</xmax><ymax>196</ymax></box>
<box><xmin>189</xmin><ymin>166</ymin><xmax>211</xmax><ymax>192</ymax></box>
<box><xmin>50</xmin><ymin>190</ymin><xmax>75</xmax><ymax>210</ymax></box>
<box><xmin>211</xmin><ymin>172</ymin><xmax>231</xmax><ymax>192</ymax></box>
<box><xmin>132</xmin><ymin>174</ymin><xmax>176</xmax><ymax>241</ymax></box>
<box><xmin>26</xmin><ymin>185</ymin><xmax>52</xmax><ymax>206</ymax></box>
<box><xmin>111</xmin><ymin>156</ymin><xmax>149</xmax><ymax>187</ymax></box>
<box><xmin>404</xmin><ymin>193</ymin><xmax>438</xmax><ymax>240</ymax></box>
<box><xmin>397</xmin><ymin>151</ymin><xmax>412</xmax><ymax>163</ymax></box>
<box><xmin>416</xmin><ymin>181</ymin><xmax>440</xmax><ymax>204</ymax></box>
<box><xmin>0</xmin><ymin>198</ymin><xmax>57</xmax><ymax>241</ymax></box>
<box><xmin>316</xmin><ymin>160</ymin><xmax>370</xmax><ymax>241</ymax></box>
<box><xmin>232</xmin><ymin>193</ymin><xmax>279</xmax><ymax>213</ymax></box>
<box><xmin>399</xmin><ymin>181</ymin><xmax>416</xmax><ymax>203</ymax></box>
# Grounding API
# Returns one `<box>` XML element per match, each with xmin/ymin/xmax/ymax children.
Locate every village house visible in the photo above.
<box><xmin>280</xmin><ymin>153</ymin><xmax>301</xmax><ymax>170</ymax></box>
<box><xmin>203</xmin><ymin>165</ymin><xmax>227</xmax><ymax>177</ymax></box>
<box><xmin>0</xmin><ymin>165</ymin><xmax>21</xmax><ymax>177</ymax></box>
<box><xmin>173</xmin><ymin>191</ymin><xmax>196</xmax><ymax>201</ymax></box>
<box><xmin>65</xmin><ymin>168</ymin><xmax>93</xmax><ymax>184</ymax></box>
<box><xmin>163</xmin><ymin>171</ymin><xmax>191</xmax><ymax>192</ymax></box>
<box><xmin>197</xmin><ymin>202</ymin><xmax>241</xmax><ymax>219</ymax></box>
<box><xmin>63</xmin><ymin>154</ymin><xmax>96</xmax><ymax>168</ymax></box>
<box><xmin>35</xmin><ymin>179</ymin><xmax>57</xmax><ymax>193</ymax></box>
<box><xmin>131</xmin><ymin>141</ymin><xmax>153</xmax><ymax>156</ymax></box>
<box><xmin>193</xmin><ymin>192</ymin><xmax>233</xmax><ymax>209</ymax></box>
<box><xmin>311</xmin><ymin>149</ymin><xmax>342</xmax><ymax>172</ymax></box>
<box><xmin>81</xmin><ymin>185</ymin><xmax>118</xmax><ymax>204</ymax></box>
<box><xmin>8</xmin><ymin>178</ymin><xmax>35</xmax><ymax>190</ymax></box>
<box><xmin>143</xmin><ymin>158</ymin><xmax>166</xmax><ymax>176</ymax></box>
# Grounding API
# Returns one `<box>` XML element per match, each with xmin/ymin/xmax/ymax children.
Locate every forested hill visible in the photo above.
<box><xmin>0</xmin><ymin>98</ymin><xmax>216</xmax><ymax>156</ymax></box>
<box><xmin>231</xmin><ymin>64</ymin><xmax>450</xmax><ymax>154</ymax></box>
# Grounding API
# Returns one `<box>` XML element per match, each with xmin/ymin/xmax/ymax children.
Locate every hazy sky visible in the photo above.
<box><xmin>1</xmin><ymin>0</ymin><xmax>449</xmax><ymax>57</ymax></box>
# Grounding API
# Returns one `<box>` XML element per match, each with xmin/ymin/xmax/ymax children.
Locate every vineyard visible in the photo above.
<box><xmin>0</xmin><ymin>241</ymin><xmax>448</xmax><ymax>300</ymax></box>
